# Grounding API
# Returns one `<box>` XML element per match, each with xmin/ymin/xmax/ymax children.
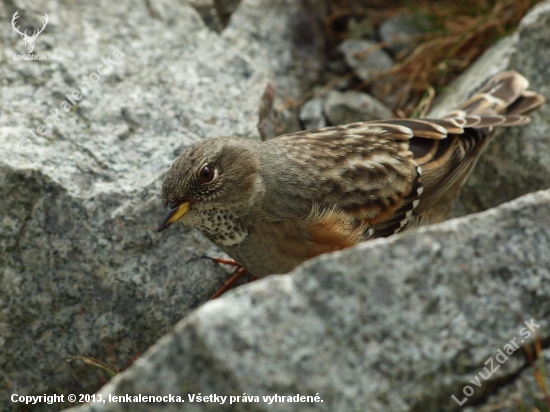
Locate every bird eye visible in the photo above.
<box><xmin>198</xmin><ymin>165</ymin><xmax>215</xmax><ymax>183</ymax></box>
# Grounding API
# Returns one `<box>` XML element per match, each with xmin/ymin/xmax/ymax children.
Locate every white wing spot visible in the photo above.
<box><xmin>412</xmin><ymin>199</ymin><xmax>420</xmax><ymax>209</ymax></box>
<box><xmin>417</xmin><ymin>166</ymin><xmax>423</xmax><ymax>176</ymax></box>
<box><xmin>400</xmin><ymin>215</ymin><xmax>412</xmax><ymax>228</ymax></box>
<box><xmin>417</xmin><ymin>186</ymin><xmax>424</xmax><ymax>195</ymax></box>
<box><xmin>400</xmin><ymin>208</ymin><xmax>416</xmax><ymax>229</ymax></box>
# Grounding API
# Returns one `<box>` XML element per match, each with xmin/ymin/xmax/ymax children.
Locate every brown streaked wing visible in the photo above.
<box><xmin>359</xmin><ymin>117</ymin><xmax>486</xmax><ymax>236</ymax></box>
<box><xmin>368</xmin><ymin>119</ymin><xmax>448</xmax><ymax>139</ymax></box>
<box><xmin>406</xmin><ymin>128</ymin><xmax>486</xmax><ymax>216</ymax></box>
<box><xmin>276</xmin><ymin>123</ymin><xmax>420</xmax><ymax>225</ymax></box>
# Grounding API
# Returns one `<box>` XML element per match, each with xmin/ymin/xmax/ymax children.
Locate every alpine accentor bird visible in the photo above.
<box><xmin>158</xmin><ymin>71</ymin><xmax>544</xmax><ymax>278</ymax></box>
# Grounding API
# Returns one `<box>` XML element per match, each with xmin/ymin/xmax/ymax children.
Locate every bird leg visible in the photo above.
<box><xmin>210</xmin><ymin>257</ymin><xmax>240</xmax><ymax>266</ymax></box>
<box><xmin>210</xmin><ymin>266</ymin><xmax>248</xmax><ymax>299</ymax></box>
<box><xmin>203</xmin><ymin>256</ymin><xmax>258</xmax><ymax>299</ymax></box>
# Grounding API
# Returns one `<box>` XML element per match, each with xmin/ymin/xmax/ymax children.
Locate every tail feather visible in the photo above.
<box><xmin>457</xmin><ymin>94</ymin><xmax>507</xmax><ymax>114</ymax></box>
<box><xmin>475</xmin><ymin>71</ymin><xmax>529</xmax><ymax>106</ymax></box>
<box><xmin>437</xmin><ymin>71</ymin><xmax>544</xmax><ymax>178</ymax></box>
<box><xmin>447</xmin><ymin>71</ymin><xmax>544</xmax><ymax>128</ymax></box>
<box><xmin>405</xmin><ymin>71</ymin><xmax>544</xmax><ymax>222</ymax></box>
<box><xmin>507</xmin><ymin>90</ymin><xmax>546</xmax><ymax>115</ymax></box>
<box><xmin>345</xmin><ymin>71</ymin><xmax>544</xmax><ymax>236</ymax></box>
<box><xmin>499</xmin><ymin>114</ymin><xmax>531</xmax><ymax>126</ymax></box>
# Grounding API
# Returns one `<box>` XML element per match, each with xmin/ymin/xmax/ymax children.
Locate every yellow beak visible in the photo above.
<box><xmin>158</xmin><ymin>201</ymin><xmax>189</xmax><ymax>232</ymax></box>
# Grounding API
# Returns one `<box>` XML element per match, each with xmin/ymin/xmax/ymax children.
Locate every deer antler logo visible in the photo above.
<box><xmin>11</xmin><ymin>10</ymin><xmax>49</xmax><ymax>54</ymax></box>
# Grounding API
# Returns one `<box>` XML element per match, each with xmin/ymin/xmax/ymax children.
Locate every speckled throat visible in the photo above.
<box><xmin>185</xmin><ymin>207</ymin><xmax>251</xmax><ymax>247</ymax></box>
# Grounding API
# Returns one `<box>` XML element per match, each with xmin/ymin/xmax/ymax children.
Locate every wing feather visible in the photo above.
<box><xmin>265</xmin><ymin>71</ymin><xmax>544</xmax><ymax>241</ymax></box>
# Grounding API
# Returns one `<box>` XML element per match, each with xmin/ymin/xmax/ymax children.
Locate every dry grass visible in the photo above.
<box><xmin>318</xmin><ymin>0</ymin><xmax>543</xmax><ymax>117</ymax></box>
<box><xmin>477</xmin><ymin>335</ymin><xmax>550</xmax><ymax>412</ymax></box>
<box><xmin>520</xmin><ymin>335</ymin><xmax>550</xmax><ymax>412</ymax></box>
<box><xmin>67</xmin><ymin>338</ymin><xmax>140</xmax><ymax>386</ymax></box>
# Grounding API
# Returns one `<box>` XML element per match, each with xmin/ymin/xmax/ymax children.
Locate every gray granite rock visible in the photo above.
<box><xmin>223</xmin><ymin>0</ymin><xmax>326</xmax><ymax>135</ymax></box>
<box><xmin>338</xmin><ymin>38</ymin><xmax>394</xmax><ymax>82</ymax></box>
<box><xmin>323</xmin><ymin>90</ymin><xmax>394</xmax><ymax>125</ymax></box>
<box><xmin>429</xmin><ymin>0</ymin><xmax>550</xmax><ymax>218</ymax></box>
<box><xmin>0</xmin><ymin>0</ymin><xmax>293</xmax><ymax>408</ymax></box>
<box><xmin>299</xmin><ymin>98</ymin><xmax>326</xmax><ymax>130</ymax></box>
<box><xmin>69</xmin><ymin>189</ymin><xmax>550</xmax><ymax>412</ymax></box>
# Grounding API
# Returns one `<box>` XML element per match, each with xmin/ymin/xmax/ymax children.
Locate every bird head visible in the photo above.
<box><xmin>158</xmin><ymin>136</ymin><xmax>264</xmax><ymax>235</ymax></box>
